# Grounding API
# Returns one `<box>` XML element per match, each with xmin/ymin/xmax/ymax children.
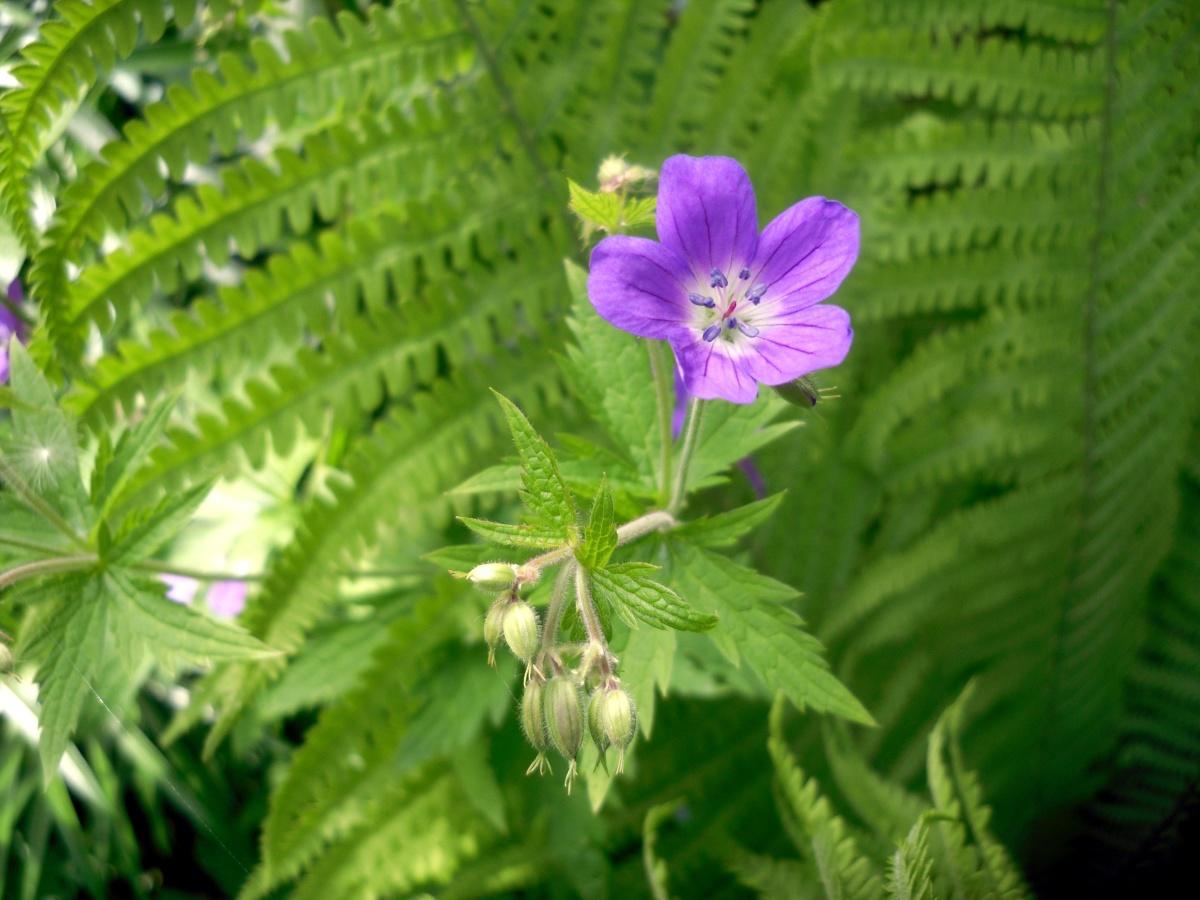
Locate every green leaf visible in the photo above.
<box><xmin>885</xmin><ymin>818</ymin><xmax>936</xmax><ymax>900</ymax></box>
<box><xmin>623</xmin><ymin>196</ymin><xmax>657</xmax><ymax>229</ymax></box>
<box><xmin>562</xmin><ymin>259</ymin><xmax>662</xmax><ymax>485</ymax></box>
<box><xmin>491</xmin><ymin>390</ymin><xmax>577</xmax><ymax>538</ymax></box>
<box><xmin>667</xmin><ymin>542</ymin><xmax>874</xmax><ymax>725</ymax></box>
<box><xmin>19</xmin><ymin>579</ymin><xmax>109</xmax><ymax>782</ymax></box>
<box><xmin>421</xmin><ymin>544</ymin><xmax>497</xmax><ymax>572</ymax></box>
<box><xmin>618</xmin><ymin>623</ymin><xmax>675</xmax><ymax>739</ymax></box>
<box><xmin>104</xmin><ymin>481</ymin><xmax>211</xmax><ymax>563</ymax></box>
<box><xmin>567</xmin><ymin>179</ymin><xmax>622</xmax><ymax>234</ymax></box>
<box><xmin>674</xmin><ymin>492</ymin><xmax>786</xmax><ymax>548</ymax></box>
<box><xmin>577</xmin><ymin>479</ymin><xmax>617</xmax><ymax>569</ymax></box>
<box><xmin>3</xmin><ymin>340</ymin><xmax>88</xmax><ymax>527</ymax></box>
<box><xmin>590</xmin><ymin>562</ymin><xmax>718</xmax><ymax>632</ymax></box>
<box><xmin>108</xmin><ymin>572</ymin><xmax>275</xmax><ymax>662</ymax></box>
<box><xmin>685</xmin><ymin>396</ymin><xmax>799</xmax><ymax>491</ymax></box>
<box><xmin>458</xmin><ymin>517</ymin><xmax>568</xmax><ymax>551</ymax></box>
<box><xmin>91</xmin><ymin>395</ymin><xmax>177</xmax><ymax>521</ymax></box>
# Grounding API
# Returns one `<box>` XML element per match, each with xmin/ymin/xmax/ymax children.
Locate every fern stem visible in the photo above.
<box><xmin>0</xmin><ymin>554</ymin><xmax>96</xmax><ymax>591</ymax></box>
<box><xmin>0</xmin><ymin>453</ymin><xmax>89</xmax><ymax>552</ymax></box>
<box><xmin>668</xmin><ymin>399</ymin><xmax>705</xmax><ymax>514</ymax></box>
<box><xmin>647</xmin><ymin>341</ymin><xmax>675</xmax><ymax>506</ymax></box>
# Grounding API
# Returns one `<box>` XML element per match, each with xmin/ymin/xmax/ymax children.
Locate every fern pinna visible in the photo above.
<box><xmin>0</xmin><ymin>0</ymin><xmax>1197</xmax><ymax>897</ymax></box>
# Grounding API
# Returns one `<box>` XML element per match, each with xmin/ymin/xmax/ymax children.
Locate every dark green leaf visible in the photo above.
<box><xmin>577</xmin><ymin>479</ymin><xmax>617</xmax><ymax>569</ymax></box>
<box><xmin>675</xmin><ymin>492</ymin><xmax>786</xmax><ymax>548</ymax></box>
<box><xmin>491</xmin><ymin>391</ymin><xmax>577</xmax><ymax>538</ymax></box>
<box><xmin>590</xmin><ymin>562</ymin><xmax>718</xmax><ymax>632</ymax></box>
<box><xmin>458</xmin><ymin>517</ymin><xmax>568</xmax><ymax>550</ymax></box>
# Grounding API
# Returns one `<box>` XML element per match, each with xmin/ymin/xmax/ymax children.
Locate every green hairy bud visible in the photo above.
<box><xmin>591</xmin><ymin>683</ymin><xmax>636</xmax><ymax>773</ymax></box>
<box><xmin>483</xmin><ymin>598</ymin><xmax>506</xmax><ymax>667</ymax></box>
<box><xmin>502</xmin><ymin>600</ymin><xmax>540</xmax><ymax>662</ymax></box>
<box><xmin>466</xmin><ymin>562</ymin><xmax>518</xmax><ymax>592</ymax></box>
<box><xmin>521</xmin><ymin>679</ymin><xmax>552</xmax><ymax>776</ymax></box>
<box><xmin>544</xmin><ymin>675</ymin><xmax>584</xmax><ymax>793</ymax></box>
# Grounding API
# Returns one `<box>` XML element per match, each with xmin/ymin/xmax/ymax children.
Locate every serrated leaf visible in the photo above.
<box><xmin>92</xmin><ymin>395</ymin><xmax>177</xmax><ymax>521</ymax></box>
<box><xmin>619</xmin><ymin>624</ymin><xmax>675</xmax><ymax>739</ymax></box>
<box><xmin>623</xmin><ymin>196</ymin><xmax>657</xmax><ymax>229</ymax></box>
<box><xmin>19</xmin><ymin>579</ymin><xmax>109</xmax><ymax>782</ymax></box>
<box><xmin>686</xmin><ymin>397</ymin><xmax>799</xmax><ymax>491</ymax></box>
<box><xmin>886</xmin><ymin>818</ymin><xmax>936</xmax><ymax>900</ymax></box>
<box><xmin>491</xmin><ymin>391</ymin><xmax>577</xmax><ymax>537</ymax></box>
<box><xmin>667</xmin><ymin>542</ymin><xmax>874</xmax><ymax>725</ymax></box>
<box><xmin>422</xmin><ymin>544</ymin><xmax>497</xmax><ymax>572</ymax></box>
<box><xmin>675</xmin><ymin>492</ymin><xmax>786</xmax><ymax>548</ymax></box>
<box><xmin>108</xmin><ymin>571</ymin><xmax>275</xmax><ymax>662</ymax></box>
<box><xmin>577</xmin><ymin>479</ymin><xmax>617</xmax><ymax>569</ymax></box>
<box><xmin>458</xmin><ymin>517</ymin><xmax>568</xmax><ymax>550</ymax></box>
<box><xmin>590</xmin><ymin>563</ymin><xmax>717</xmax><ymax>632</ymax></box>
<box><xmin>104</xmin><ymin>480</ymin><xmax>212</xmax><ymax>563</ymax></box>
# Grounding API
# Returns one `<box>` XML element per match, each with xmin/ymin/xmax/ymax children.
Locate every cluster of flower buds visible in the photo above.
<box><xmin>467</xmin><ymin>563</ymin><xmax>541</xmax><ymax>672</ymax></box>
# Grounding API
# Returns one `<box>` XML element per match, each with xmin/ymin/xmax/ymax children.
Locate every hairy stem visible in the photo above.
<box><xmin>539</xmin><ymin>563</ymin><xmax>576</xmax><ymax>654</ymax></box>
<box><xmin>668</xmin><ymin>399</ymin><xmax>705</xmax><ymax>514</ymax></box>
<box><xmin>647</xmin><ymin>341</ymin><xmax>675</xmax><ymax>506</ymax></box>
<box><xmin>574</xmin><ymin>565</ymin><xmax>613</xmax><ymax>676</ymax></box>
<box><xmin>0</xmin><ymin>554</ymin><xmax>96</xmax><ymax>591</ymax></box>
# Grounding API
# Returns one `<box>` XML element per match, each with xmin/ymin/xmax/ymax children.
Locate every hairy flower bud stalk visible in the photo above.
<box><xmin>521</xmin><ymin>678</ymin><xmax>552</xmax><ymax>776</ymax></box>
<box><xmin>466</xmin><ymin>562</ymin><xmax>519</xmax><ymax>592</ymax></box>
<box><xmin>544</xmin><ymin>675</ymin><xmax>584</xmax><ymax>793</ymax></box>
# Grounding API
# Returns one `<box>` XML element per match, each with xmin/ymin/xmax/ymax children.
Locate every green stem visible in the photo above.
<box><xmin>127</xmin><ymin>560</ymin><xmax>267</xmax><ymax>582</ymax></box>
<box><xmin>647</xmin><ymin>341</ymin><xmax>675</xmax><ymax>505</ymax></box>
<box><xmin>539</xmin><ymin>563</ymin><xmax>575</xmax><ymax>654</ymax></box>
<box><xmin>574</xmin><ymin>565</ymin><xmax>613</xmax><ymax>676</ymax></box>
<box><xmin>0</xmin><ymin>554</ymin><xmax>97</xmax><ymax>591</ymax></box>
<box><xmin>0</xmin><ymin>533</ymin><xmax>76</xmax><ymax>557</ymax></box>
<box><xmin>668</xmin><ymin>399</ymin><xmax>705</xmax><ymax>514</ymax></box>
<box><xmin>0</xmin><ymin>453</ymin><xmax>89</xmax><ymax>551</ymax></box>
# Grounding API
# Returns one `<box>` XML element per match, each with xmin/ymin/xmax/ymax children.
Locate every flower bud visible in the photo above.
<box><xmin>502</xmin><ymin>601</ymin><xmax>540</xmax><ymax>662</ymax></box>
<box><xmin>521</xmin><ymin>679</ymin><xmax>552</xmax><ymax>776</ymax></box>
<box><xmin>466</xmin><ymin>562</ymin><xmax>518</xmax><ymax>592</ymax></box>
<box><xmin>600</xmin><ymin>687</ymin><xmax>636</xmax><ymax>750</ymax></box>
<box><xmin>772</xmin><ymin>375</ymin><xmax>821</xmax><ymax>408</ymax></box>
<box><xmin>587</xmin><ymin>688</ymin><xmax>609</xmax><ymax>752</ymax></box>
<box><xmin>483</xmin><ymin>598</ymin><xmax>506</xmax><ymax>666</ymax></box>
<box><xmin>545</xmin><ymin>675</ymin><xmax>584</xmax><ymax>793</ymax></box>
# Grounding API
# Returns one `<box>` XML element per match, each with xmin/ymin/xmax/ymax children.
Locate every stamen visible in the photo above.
<box><xmin>726</xmin><ymin>317</ymin><xmax>738</xmax><ymax>329</ymax></box>
<box><xmin>688</xmin><ymin>292</ymin><xmax>716</xmax><ymax>308</ymax></box>
<box><xmin>709</xmin><ymin>268</ymin><xmax>728</xmax><ymax>289</ymax></box>
<box><xmin>738</xmin><ymin>267</ymin><xmax>751</xmax><ymax>280</ymax></box>
<box><xmin>747</xmin><ymin>283</ymin><xmax>767</xmax><ymax>305</ymax></box>
<box><xmin>737</xmin><ymin>321</ymin><xmax>760</xmax><ymax>338</ymax></box>
<box><xmin>702</xmin><ymin>324</ymin><xmax>721</xmax><ymax>342</ymax></box>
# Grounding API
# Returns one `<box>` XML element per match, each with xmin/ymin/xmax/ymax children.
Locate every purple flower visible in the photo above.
<box><xmin>1</xmin><ymin>280</ymin><xmax>27</xmax><ymax>384</ymax></box>
<box><xmin>587</xmin><ymin>155</ymin><xmax>858</xmax><ymax>404</ymax></box>
<box><xmin>161</xmin><ymin>573</ymin><xmax>200</xmax><ymax>605</ymax></box>
<box><xmin>206</xmin><ymin>579</ymin><xmax>248</xmax><ymax>619</ymax></box>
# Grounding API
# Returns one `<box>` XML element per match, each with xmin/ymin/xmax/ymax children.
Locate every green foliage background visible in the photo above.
<box><xmin>0</xmin><ymin>0</ymin><xmax>1197</xmax><ymax>896</ymax></box>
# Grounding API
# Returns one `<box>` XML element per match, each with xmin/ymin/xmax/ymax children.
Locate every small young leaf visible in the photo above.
<box><xmin>458</xmin><ymin>517</ymin><xmax>568</xmax><ymax>550</ymax></box>
<box><xmin>491</xmin><ymin>391</ymin><xmax>577</xmax><ymax>538</ymax></box>
<box><xmin>567</xmin><ymin>179</ymin><xmax>622</xmax><ymax>235</ymax></box>
<box><xmin>674</xmin><ymin>492</ymin><xmax>786</xmax><ymax>548</ymax></box>
<box><xmin>590</xmin><ymin>563</ymin><xmax>717</xmax><ymax>632</ymax></box>
<box><xmin>92</xmin><ymin>396</ymin><xmax>177</xmax><ymax>520</ymax></box>
<box><xmin>577</xmin><ymin>479</ymin><xmax>617</xmax><ymax>569</ymax></box>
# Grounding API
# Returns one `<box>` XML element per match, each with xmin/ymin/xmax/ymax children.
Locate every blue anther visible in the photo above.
<box><xmin>709</xmin><ymin>268</ymin><xmax>728</xmax><ymax>289</ymax></box>
<box><xmin>747</xmin><ymin>283</ymin><xmax>767</xmax><ymax>304</ymax></box>
<box><xmin>688</xmin><ymin>293</ymin><xmax>716</xmax><ymax>308</ymax></box>
<box><xmin>737</xmin><ymin>321</ymin><xmax>760</xmax><ymax>338</ymax></box>
<box><xmin>738</xmin><ymin>267</ymin><xmax>751</xmax><ymax>280</ymax></box>
<box><xmin>726</xmin><ymin>317</ymin><xmax>738</xmax><ymax>329</ymax></box>
<box><xmin>702</xmin><ymin>324</ymin><xmax>721</xmax><ymax>342</ymax></box>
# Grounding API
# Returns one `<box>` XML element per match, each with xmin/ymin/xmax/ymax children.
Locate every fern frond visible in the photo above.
<box><xmin>0</xmin><ymin>0</ymin><xmax>198</xmax><ymax>250</ymax></box>
<box><xmin>31</xmin><ymin>3</ymin><xmax>470</xmax><ymax>359</ymax></box>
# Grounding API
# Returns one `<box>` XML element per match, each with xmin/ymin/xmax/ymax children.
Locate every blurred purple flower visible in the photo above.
<box><xmin>161</xmin><ymin>573</ymin><xmax>199</xmax><ymax>605</ymax></box>
<box><xmin>1</xmin><ymin>280</ymin><xmax>27</xmax><ymax>384</ymax></box>
<box><xmin>587</xmin><ymin>155</ymin><xmax>857</xmax><ymax>404</ymax></box>
<box><xmin>206</xmin><ymin>580</ymin><xmax>248</xmax><ymax>619</ymax></box>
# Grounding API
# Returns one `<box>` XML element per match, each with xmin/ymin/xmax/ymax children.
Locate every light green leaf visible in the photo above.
<box><xmin>491</xmin><ymin>390</ymin><xmax>577</xmax><ymax>538</ymax></box>
<box><xmin>104</xmin><ymin>480</ymin><xmax>211</xmax><ymax>563</ymax></box>
<box><xmin>885</xmin><ymin>818</ymin><xmax>935</xmax><ymax>900</ymax></box>
<box><xmin>619</xmin><ymin>624</ymin><xmax>675</xmax><ymax>738</ymax></box>
<box><xmin>91</xmin><ymin>395</ymin><xmax>177</xmax><ymax>521</ymax></box>
<box><xmin>624</xmin><ymin>196</ymin><xmax>657</xmax><ymax>229</ymax></box>
<box><xmin>577</xmin><ymin>479</ymin><xmax>617</xmax><ymax>569</ymax></box>
<box><xmin>591</xmin><ymin>563</ymin><xmax>718</xmax><ymax>632</ymax></box>
<box><xmin>108</xmin><ymin>572</ymin><xmax>275</xmax><ymax>662</ymax></box>
<box><xmin>674</xmin><ymin>492</ymin><xmax>786</xmax><ymax>548</ymax></box>
<box><xmin>667</xmin><ymin>542</ymin><xmax>874</xmax><ymax>725</ymax></box>
<box><xmin>567</xmin><ymin>179</ymin><xmax>622</xmax><ymax>233</ymax></box>
<box><xmin>19</xmin><ymin>579</ymin><xmax>109</xmax><ymax>782</ymax></box>
<box><xmin>562</xmin><ymin>259</ymin><xmax>662</xmax><ymax>485</ymax></box>
<box><xmin>458</xmin><ymin>517</ymin><xmax>568</xmax><ymax>550</ymax></box>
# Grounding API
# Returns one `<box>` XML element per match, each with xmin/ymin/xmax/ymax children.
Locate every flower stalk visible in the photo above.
<box><xmin>668</xmin><ymin>398</ymin><xmax>705</xmax><ymax>514</ymax></box>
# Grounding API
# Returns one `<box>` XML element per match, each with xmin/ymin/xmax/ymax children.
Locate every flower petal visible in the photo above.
<box><xmin>751</xmin><ymin>198</ymin><xmax>859</xmax><ymax>311</ymax></box>
<box><xmin>587</xmin><ymin>236</ymin><xmax>694</xmax><ymax>340</ymax></box>
<box><xmin>671</xmin><ymin>336</ymin><xmax>759</xmax><ymax>404</ymax></box>
<box><xmin>741</xmin><ymin>304</ymin><xmax>853</xmax><ymax>386</ymax></box>
<box><xmin>656</xmin><ymin>155</ymin><xmax>758</xmax><ymax>280</ymax></box>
